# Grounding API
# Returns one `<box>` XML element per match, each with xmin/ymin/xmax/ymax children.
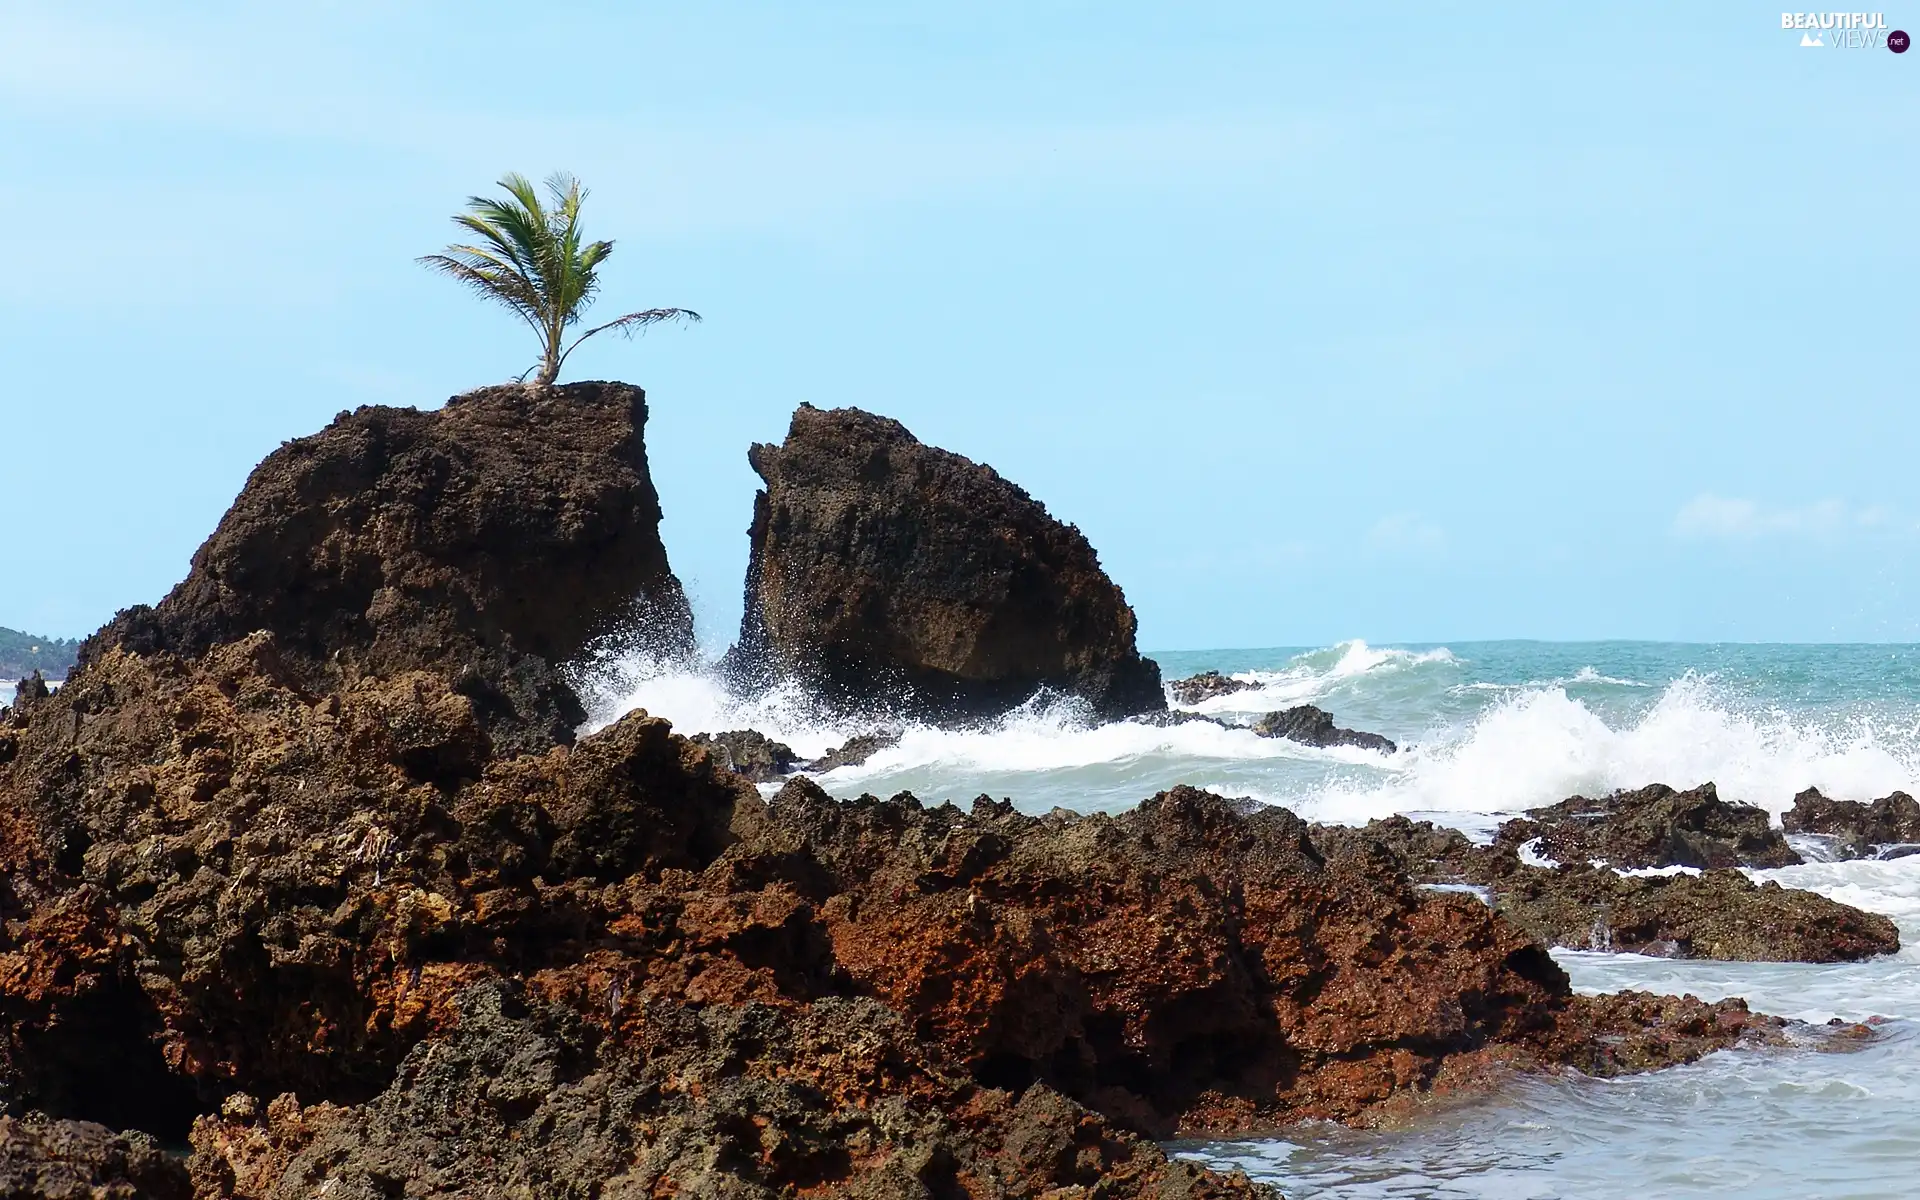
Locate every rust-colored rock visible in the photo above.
<box><xmin>729</xmin><ymin>405</ymin><xmax>1164</xmax><ymax>721</ymax></box>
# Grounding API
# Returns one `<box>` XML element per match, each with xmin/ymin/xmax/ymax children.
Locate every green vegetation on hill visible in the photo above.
<box><xmin>0</xmin><ymin>626</ymin><xmax>78</xmax><ymax>680</ymax></box>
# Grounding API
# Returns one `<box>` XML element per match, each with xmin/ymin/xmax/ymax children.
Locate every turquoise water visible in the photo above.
<box><xmin>602</xmin><ymin>640</ymin><xmax>1920</xmax><ymax>1197</ymax></box>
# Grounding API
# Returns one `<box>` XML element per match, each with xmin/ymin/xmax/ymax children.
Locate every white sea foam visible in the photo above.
<box><xmin>1318</xmin><ymin>673</ymin><xmax>1920</xmax><ymax>826</ymax></box>
<box><xmin>1179</xmin><ymin>639</ymin><xmax>1457</xmax><ymax>714</ymax></box>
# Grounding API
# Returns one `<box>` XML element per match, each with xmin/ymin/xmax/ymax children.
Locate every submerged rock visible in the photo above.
<box><xmin>1169</xmin><ymin>670</ymin><xmax>1252</xmax><ymax>705</ymax></box>
<box><xmin>728</xmin><ymin>405</ymin><xmax>1165</xmax><ymax>722</ymax></box>
<box><xmin>1784</xmin><ymin>787</ymin><xmax>1920</xmax><ymax>860</ymax></box>
<box><xmin>1252</xmin><ymin>705</ymin><xmax>1397</xmax><ymax>753</ymax></box>
<box><xmin>1498</xmin><ymin>782</ymin><xmax>1800</xmax><ymax>870</ymax></box>
<box><xmin>688</xmin><ymin>729</ymin><xmax>800</xmax><ymax>783</ymax></box>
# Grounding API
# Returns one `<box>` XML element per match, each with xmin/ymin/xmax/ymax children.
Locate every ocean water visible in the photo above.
<box><xmin>590</xmin><ymin>640</ymin><xmax>1920</xmax><ymax>1198</ymax></box>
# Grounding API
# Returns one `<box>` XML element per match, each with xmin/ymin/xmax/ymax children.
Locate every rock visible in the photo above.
<box><xmin>800</xmin><ymin>730</ymin><xmax>902</xmax><ymax>773</ymax></box>
<box><xmin>0</xmin><ymin>1112</ymin><xmax>191</xmax><ymax>1200</ymax></box>
<box><xmin>1128</xmin><ymin>709</ymin><xmax>1234</xmax><ymax>728</ymax></box>
<box><xmin>1784</xmin><ymin>787</ymin><xmax>1920</xmax><ymax>860</ymax></box>
<box><xmin>186</xmin><ymin>981</ymin><xmax>1271</xmax><ymax>1200</ymax></box>
<box><xmin>83</xmin><ymin>382</ymin><xmax>693</xmax><ymax>755</ymax></box>
<box><xmin>0</xmin><ymin>391</ymin><xmax>1817</xmax><ymax>1194</ymax></box>
<box><xmin>1497</xmin><ymin>782</ymin><xmax>1800</xmax><ymax>869</ymax></box>
<box><xmin>688</xmin><ymin>729</ymin><xmax>800</xmax><ymax>783</ymax></box>
<box><xmin>1169</xmin><ymin>671</ymin><xmax>1252</xmax><ymax>705</ymax></box>
<box><xmin>1316</xmin><ymin>816</ymin><xmax>1896</xmax><ymax>964</ymax></box>
<box><xmin>1487</xmin><ymin>863</ymin><xmax>1899</xmax><ymax>963</ymax></box>
<box><xmin>727</xmin><ymin>405</ymin><xmax>1164</xmax><ymax>721</ymax></box>
<box><xmin>1251</xmin><ymin>705</ymin><xmax>1396</xmax><ymax>753</ymax></box>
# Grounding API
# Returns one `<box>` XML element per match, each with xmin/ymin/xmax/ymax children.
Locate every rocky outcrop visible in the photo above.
<box><xmin>688</xmin><ymin>729</ymin><xmax>800</xmax><ymax>783</ymax></box>
<box><xmin>84</xmin><ymin>382</ymin><xmax>693</xmax><ymax>755</ymax></box>
<box><xmin>0</xmin><ymin>391</ymin><xmax>1833</xmax><ymax>1196</ymax></box>
<box><xmin>728</xmin><ymin>405</ymin><xmax>1164</xmax><ymax>721</ymax></box>
<box><xmin>1316</xmin><ymin>815</ymin><xmax>1897</xmax><ymax>964</ymax></box>
<box><xmin>1252</xmin><ymin>705</ymin><xmax>1396</xmax><ymax>753</ymax></box>
<box><xmin>1784</xmin><ymin>787</ymin><xmax>1920</xmax><ymax>860</ymax></box>
<box><xmin>0</xmin><ymin>1113</ymin><xmax>191</xmax><ymax>1199</ymax></box>
<box><xmin>1169</xmin><ymin>671</ymin><xmax>1252</xmax><ymax>705</ymax></box>
<box><xmin>801</xmin><ymin>730</ymin><xmax>902</xmax><ymax>774</ymax></box>
<box><xmin>1497</xmin><ymin>782</ymin><xmax>1800</xmax><ymax>869</ymax></box>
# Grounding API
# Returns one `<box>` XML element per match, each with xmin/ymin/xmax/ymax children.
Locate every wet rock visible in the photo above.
<box><xmin>1128</xmin><ymin>709</ymin><xmax>1235</xmax><ymax>728</ymax></box>
<box><xmin>1497</xmin><ymin>782</ymin><xmax>1800</xmax><ymax>869</ymax></box>
<box><xmin>0</xmin><ymin>1112</ymin><xmax>191</xmax><ymax>1200</ymax></box>
<box><xmin>1487</xmin><ymin>863</ymin><xmax>1899</xmax><ymax>963</ymax></box>
<box><xmin>800</xmin><ymin>730</ymin><xmax>902</xmax><ymax>774</ymax></box>
<box><xmin>689</xmin><ymin>729</ymin><xmax>799</xmax><ymax>783</ymax></box>
<box><xmin>1316</xmin><ymin>816</ymin><xmax>1896</xmax><ymax>964</ymax></box>
<box><xmin>1169</xmin><ymin>671</ymin><xmax>1252</xmax><ymax>705</ymax></box>
<box><xmin>1251</xmin><ymin>705</ymin><xmax>1396</xmax><ymax>753</ymax></box>
<box><xmin>727</xmin><ymin>405</ymin><xmax>1165</xmax><ymax>722</ymax></box>
<box><xmin>1784</xmin><ymin>787</ymin><xmax>1920</xmax><ymax>860</ymax></box>
<box><xmin>83</xmin><ymin>382</ymin><xmax>693</xmax><ymax>755</ymax></box>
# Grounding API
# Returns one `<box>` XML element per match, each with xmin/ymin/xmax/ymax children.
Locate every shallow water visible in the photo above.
<box><xmin>597</xmin><ymin>640</ymin><xmax>1920</xmax><ymax>1197</ymax></box>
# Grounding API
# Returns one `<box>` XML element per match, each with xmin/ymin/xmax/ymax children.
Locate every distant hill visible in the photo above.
<box><xmin>0</xmin><ymin>626</ymin><xmax>79</xmax><ymax>680</ymax></box>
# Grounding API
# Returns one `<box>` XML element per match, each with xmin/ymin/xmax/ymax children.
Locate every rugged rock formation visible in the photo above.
<box><xmin>1252</xmin><ymin>706</ymin><xmax>1396</xmax><ymax>753</ymax></box>
<box><xmin>0</xmin><ymin>391</ymin><xmax>1835</xmax><ymax>1196</ymax></box>
<box><xmin>0</xmin><ymin>1113</ymin><xmax>191</xmax><ymax>1199</ymax></box>
<box><xmin>1315</xmin><ymin>815</ymin><xmax>1896</xmax><ymax>964</ymax></box>
<box><xmin>1784</xmin><ymin>787</ymin><xmax>1920</xmax><ymax>860</ymax></box>
<box><xmin>689</xmin><ymin>729</ymin><xmax>800</xmax><ymax>783</ymax></box>
<box><xmin>729</xmin><ymin>405</ymin><xmax>1165</xmax><ymax>721</ymax></box>
<box><xmin>1169</xmin><ymin>672</ymin><xmax>1252</xmax><ymax>706</ymax></box>
<box><xmin>1497</xmin><ymin>782</ymin><xmax>1800</xmax><ymax>869</ymax></box>
<box><xmin>85</xmin><ymin>382</ymin><xmax>693</xmax><ymax>754</ymax></box>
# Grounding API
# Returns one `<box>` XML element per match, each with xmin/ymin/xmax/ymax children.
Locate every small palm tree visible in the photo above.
<box><xmin>420</xmin><ymin>172</ymin><xmax>699</xmax><ymax>388</ymax></box>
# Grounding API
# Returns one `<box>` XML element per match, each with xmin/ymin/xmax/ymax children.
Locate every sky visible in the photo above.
<box><xmin>2</xmin><ymin>2</ymin><xmax>1916</xmax><ymax>651</ymax></box>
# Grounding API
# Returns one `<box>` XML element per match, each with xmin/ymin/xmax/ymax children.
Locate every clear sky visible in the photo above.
<box><xmin>2</xmin><ymin>3</ymin><xmax>1915</xmax><ymax>650</ymax></box>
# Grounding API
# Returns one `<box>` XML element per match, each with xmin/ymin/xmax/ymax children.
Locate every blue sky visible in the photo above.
<box><xmin>2</xmin><ymin>2</ymin><xmax>1916</xmax><ymax>650</ymax></box>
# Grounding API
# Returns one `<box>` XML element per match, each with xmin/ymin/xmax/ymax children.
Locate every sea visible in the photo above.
<box><xmin>584</xmin><ymin>640</ymin><xmax>1920</xmax><ymax>1199</ymax></box>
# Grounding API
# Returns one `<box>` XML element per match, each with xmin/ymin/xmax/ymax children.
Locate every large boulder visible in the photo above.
<box><xmin>728</xmin><ymin>405</ymin><xmax>1165</xmax><ymax>721</ymax></box>
<box><xmin>1784</xmin><ymin>787</ymin><xmax>1920</xmax><ymax>860</ymax></box>
<box><xmin>85</xmin><ymin>382</ymin><xmax>693</xmax><ymax>754</ymax></box>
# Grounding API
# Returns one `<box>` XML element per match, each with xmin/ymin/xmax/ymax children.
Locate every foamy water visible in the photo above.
<box><xmin>595</xmin><ymin>639</ymin><xmax>1920</xmax><ymax>1197</ymax></box>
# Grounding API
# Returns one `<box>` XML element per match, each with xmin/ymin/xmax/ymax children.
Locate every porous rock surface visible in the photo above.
<box><xmin>1496</xmin><ymin>782</ymin><xmax>1800</xmax><ymax>870</ymax></box>
<box><xmin>1784</xmin><ymin>787</ymin><xmax>1920</xmax><ymax>860</ymax></box>
<box><xmin>1317</xmin><ymin>815</ymin><xmax>1897</xmax><ymax>963</ymax></box>
<box><xmin>729</xmin><ymin>405</ymin><xmax>1165</xmax><ymax>721</ymax></box>
<box><xmin>0</xmin><ymin>1113</ymin><xmax>191</xmax><ymax>1199</ymax></box>
<box><xmin>85</xmin><ymin>381</ymin><xmax>693</xmax><ymax>754</ymax></box>
<box><xmin>0</xmin><ymin>393</ymin><xmax>1809</xmax><ymax>1197</ymax></box>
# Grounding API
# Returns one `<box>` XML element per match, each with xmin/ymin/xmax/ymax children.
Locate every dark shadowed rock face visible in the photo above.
<box><xmin>1253</xmin><ymin>705</ymin><xmax>1397</xmax><ymax>753</ymax></box>
<box><xmin>1785</xmin><ymin>788</ymin><xmax>1920</xmax><ymax>860</ymax></box>
<box><xmin>688</xmin><ymin>729</ymin><xmax>799</xmax><ymax>783</ymax></box>
<box><xmin>730</xmin><ymin>405</ymin><xmax>1165</xmax><ymax>722</ymax></box>
<box><xmin>85</xmin><ymin>382</ymin><xmax>692</xmax><ymax>755</ymax></box>
<box><xmin>1497</xmin><ymin>782</ymin><xmax>1800</xmax><ymax>870</ymax></box>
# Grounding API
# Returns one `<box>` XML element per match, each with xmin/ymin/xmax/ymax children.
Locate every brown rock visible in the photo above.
<box><xmin>801</xmin><ymin>729</ymin><xmax>902</xmax><ymax>773</ymax></box>
<box><xmin>0</xmin><ymin>1113</ymin><xmax>191</xmax><ymax>1200</ymax></box>
<box><xmin>728</xmin><ymin>405</ymin><xmax>1164</xmax><ymax>721</ymax></box>
<box><xmin>1169</xmin><ymin>671</ymin><xmax>1252</xmax><ymax>705</ymax></box>
<box><xmin>1784</xmin><ymin>787</ymin><xmax>1920</xmax><ymax>860</ymax></box>
<box><xmin>83</xmin><ymin>382</ymin><xmax>692</xmax><ymax>755</ymax></box>
<box><xmin>1497</xmin><ymin>782</ymin><xmax>1800</xmax><ymax>869</ymax></box>
<box><xmin>688</xmin><ymin>729</ymin><xmax>800</xmax><ymax>783</ymax></box>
